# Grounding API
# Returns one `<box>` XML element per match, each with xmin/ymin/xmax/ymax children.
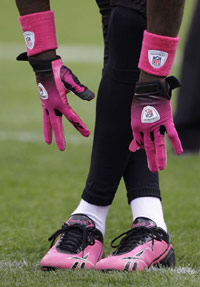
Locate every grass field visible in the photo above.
<box><xmin>0</xmin><ymin>1</ymin><xmax>200</xmax><ymax>286</ymax></box>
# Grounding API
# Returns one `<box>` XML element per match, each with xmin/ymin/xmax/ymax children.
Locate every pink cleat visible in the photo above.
<box><xmin>96</xmin><ymin>217</ymin><xmax>175</xmax><ymax>272</ymax></box>
<box><xmin>40</xmin><ymin>214</ymin><xmax>104</xmax><ymax>271</ymax></box>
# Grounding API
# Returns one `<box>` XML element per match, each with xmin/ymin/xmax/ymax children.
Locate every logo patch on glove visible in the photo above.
<box><xmin>148</xmin><ymin>50</ymin><xmax>168</xmax><ymax>69</ymax></box>
<box><xmin>141</xmin><ymin>106</ymin><xmax>160</xmax><ymax>123</ymax></box>
<box><xmin>38</xmin><ymin>83</ymin><xmax>48</xmax><ymax>100</ymax></box>
<box><xmin>24</xmin><ymin>31</ymin><xmax>35</xmax><ymax>50</ymax></box>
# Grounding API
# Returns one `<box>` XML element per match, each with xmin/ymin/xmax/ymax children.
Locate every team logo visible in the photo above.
<box><xmin>141</xmin><ymin>106</ymin><xmax>160</xmax><ymax>123</ymax></box>
<box><xmin>24</xmin><ymin>31</ymin><xmax>35</xmax><ymax>50</ymax></box>
<box><xmin>122</xmin><ymin>248</ymin><xmax>149</xmax><ymax>271</ymax></box>
<box><xmin>68</xmin><ymin>254</ymin><xmax>89</xmax><ymax>270</ymax></box>
<box><xmin>38</xmin><ymin>83</ymin><xmax>48</xmax><ymax>100</ymax></box>
<box><xmin>152</xmin><ymin>56</ymin><xmax>161</xmax><ymax>67</ymax></box>
<box><xmin>148</xmin><ymin>50</ymin><xmax>168</xmax><ymax>68</ymax></box>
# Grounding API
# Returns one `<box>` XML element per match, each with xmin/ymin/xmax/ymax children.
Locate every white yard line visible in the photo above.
<box><xmin>0</xmin><ymin>43</ymin><xmax>103</xmax><ymax>63</ymax></box>
<box><xmin>0</xmin><ymin>130</ymin><xmax>92</xmax><ymax>145</ymax></box>
<box><xmin>172</xmin><ymin>266</ymin><xmax>198</xmax><ymax>275</ymax></box>
<box><xmin>0</xmin><ymin>42</ymin><xmax>182</xmax><ymax>67</ymax></box>
<box><xmin>0</xmin><ymin>260</ymin><xmax>198</xmax><ymax>275</ymax></box>
<box><xmin>148</xmin><ymin>266</ymin><xmax>199</xmax><ymax>275</ymax></box>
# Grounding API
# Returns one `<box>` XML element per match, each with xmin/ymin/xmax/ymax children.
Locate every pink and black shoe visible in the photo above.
<box><xmin>96</xmin><ymin>217</ymin><xmax>175</xmax><ymax>272</ymax></box>
<box><xmin>40</xmin><ymin>214</ymin><xmax>104</xmax><ymax>271</ymax></box>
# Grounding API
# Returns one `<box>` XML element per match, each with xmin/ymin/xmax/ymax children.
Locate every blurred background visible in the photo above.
<box><xmin>0</xmin><ymin>0</ymin><xmax>199</xmax><ymax>283</ymax></box>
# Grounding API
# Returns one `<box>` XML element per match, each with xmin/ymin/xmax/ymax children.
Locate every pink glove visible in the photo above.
<box><xmin>17</xmin><ymin>54</ymin><xmax>95</xmax><ymax>151</ymax></box>
<box><xmin>129</xmin><ymin>76</ymin><xmax>183</xmax><ymax>173</ymax></box>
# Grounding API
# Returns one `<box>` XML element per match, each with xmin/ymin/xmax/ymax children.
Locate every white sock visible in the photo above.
<box><xmin>130</xmin><ymin>197</ymin><xmax>167</xmax><ymax>232</ymax></box>
<box><xmin>72</xmin><ymin>199</ymin><xmax>110</xmax><ymax>236</ymax></box>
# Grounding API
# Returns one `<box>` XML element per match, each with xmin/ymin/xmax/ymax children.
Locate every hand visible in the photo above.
<box><xmin>18</xmin><ymin>54</ymin><xmax>95</xmax><ymax>151</ymax></box>
<box><xmin>129</xmin><ymin>76</ymin><xmax>183</xmax><ymax>173</ymax></box>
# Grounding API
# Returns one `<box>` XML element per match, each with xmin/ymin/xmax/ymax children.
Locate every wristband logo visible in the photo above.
<box><xmin>141</xmin><ymin>106</ymin><xmax>160</xmax><ymax>123</ymax></box>
<box><xmin>24</xmin><ymin>31</ymin><xmax>35</xmax><ymax>50</ymax></box>
<box><xmin>148</xmin><ymin>50</ymin><xmax>168</xmax><ymax>69</ymax></box>
<box><xmin>38</xmin><ymin>83</ymin><xmax>48</xmax><ymax>100</ymax></box>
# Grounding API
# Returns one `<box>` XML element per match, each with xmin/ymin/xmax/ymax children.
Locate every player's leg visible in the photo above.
<box><xmin>175</xmin><ymin>0</ymin><xmax>200</xmax><ymax>153</ymax></box>
<box><xmin>81</xmin><ymin>4</ymin><xmax>147</xmax><ymax>207</ymax></box>
<box><xmin>64</xmin><ymin>1</ymin><xmax>145</xmax><ymax>239</ymax></box>
<box><xmin>41</xmin><ymin>1</ymin><xmax>149</xmax><ymax>270</ymax></box>
<box><xmin>82</xmin><ymin>2</ymin><xmax>165</xmax><ymax>225</ymax></box>
<box><xmin>123</xmin><ymin>154</ymin><xmax>167</xmax><ymax>231</ymax></box>
<box><xmin>95</xmin><ymin>2</ymin><xmax>175</xmax><ymax>271</ymax></box>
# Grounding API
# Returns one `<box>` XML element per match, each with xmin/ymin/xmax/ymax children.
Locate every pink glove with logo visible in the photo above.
<box><xmin>17</xmin><ymin>53</ymin><xmax>95</xmax><ymax>151</ymax></box>
<box><xmin>129</xmin><ymin>76</ymin><xmax>183</xmax><ymax>173</ymax></box>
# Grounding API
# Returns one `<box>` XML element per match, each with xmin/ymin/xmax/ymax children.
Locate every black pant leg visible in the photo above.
<box><xmin>96</xmin><ymin>0</ymin><xmax>111</xmax><ymax>68</ymax></box>
<box><xmin>82</xmin><ymin>7</ymin><xmax>160</xmax><ymax>206</ymax></box>
<box><xmin>123</xmin><ymin>151</ymin><xmax>160</xmax><ymax>204</ymax></box>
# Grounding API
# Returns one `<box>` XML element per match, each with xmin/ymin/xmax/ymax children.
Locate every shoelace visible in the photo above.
<box><xmin>111</xmin><ymin>227</ymin><xmax>163</xmax><ymax>255</ymax></box>
<box><xmin>48</xmin><ymin>223</ymin><xmax>95</xmax><ymax>257</ymax></box>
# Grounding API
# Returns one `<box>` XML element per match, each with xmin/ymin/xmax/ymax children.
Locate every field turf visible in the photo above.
<box><xmin>0</xmin><ymin>1</ymin><xmax>199</xmax><ymax>286</ymax></box>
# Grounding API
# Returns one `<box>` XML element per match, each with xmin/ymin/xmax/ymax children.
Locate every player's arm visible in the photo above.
<box><xmin>130</xmin><ymin>0</ymin><xmax>185</xmax><ymax>172</ymax></box>
<box><xmin>16</xmin><ymin>0</ymin><xmax>55</xmax><ymax>59</ymax></box>
<box><xmin>139</xmin><ymin>0</ymin><xmax>185</xmax><ymax>83</ymax></box>
<box><xmin>15</xmin><ymin>0</ymin><xmax>95</xmax><ymax>151</ymax></box>
<box><xmin>16</xmin><ymin>0</ymin><xmax>50</xmax><ymax>14</ymax></box>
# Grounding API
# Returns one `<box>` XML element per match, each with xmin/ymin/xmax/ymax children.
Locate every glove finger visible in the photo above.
<box><xmin>49</xmin><ymin>110</ymin><xmax>66</xmax><ymax>151</ymax></box>
<box><xmin>129</xmin><ymin>139</ymin><xmax>141</xmax><ymax>152</ymax></box>
<box><xmin>154</xmin><ymin>130</ymin><xmax>166</xmax><ymax>170</ymax></box>
<box><xmin>61</xmin><ymin>105</ymin><xmax>90</xmax><ymax>137</ymax></box>
<box><xmin>43</xmin><ymin>109</ymin><xmax>52</xmax><ymax>145</ymax></box>
<box><xmin>166</xmin><ymin>124</ymin><xmax>183</xmax><ymax>155</ymax></box>
<box><xmin>144</xmin><ymin>133</ymin><xmax>158</xmax><ymax>173</ymax></box>
<box><xmin>61</xmin><ymin>66</ymin><xmax>95</xmax><ymax>101</ymax></box>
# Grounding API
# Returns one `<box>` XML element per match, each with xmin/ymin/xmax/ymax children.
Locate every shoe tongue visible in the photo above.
<box><xmin>66</xmin><ymin>214</ymin><xmax>95</xmax><ymax>228</ymax></box>
<box><xmin>131</xmin><ymin>217</ymin><xmax>157</xmax><ymax>229</ymax></box>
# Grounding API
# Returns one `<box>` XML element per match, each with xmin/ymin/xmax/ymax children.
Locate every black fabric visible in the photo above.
<box><xmin>82</xmin><ymin>6</ymin><xmax>160</xmax><ymax>206</ymax></box>
<box><xmin>16</xmin><ymin>52</ymin><xmax>29</xmax><ymax>61</ymax></box>
<box><xmin>134</xmin><ymin>76</ymin><xmax>181</xmax><ymax>100</ymax></box>
<box><xmin>96</xmin><ymin>0</ymin><xmax>111</xmax><ymax>67</ymax></box>
<box><xmin>29</xmin><ymin>56</ymin><xmax>60</xmax><ymax>72</ymax></box>
<box><xmin>111</xmin><ymin>0</ymin><xmax>146</xmax><ymax>17</ymax></box>
<box><xmin>16</xmin><ymin>52</ymin><xmax>60</xmax><ymax>72</ymax></box>
<box><xmin>174</xmin><ymin>0</ymin><xmax>200</xmax><ymax>151</ymax></box>
<box><xmin>96</xmin><ymin>0</ymin><xmax>146</xmax><ymax>68</ymax></box>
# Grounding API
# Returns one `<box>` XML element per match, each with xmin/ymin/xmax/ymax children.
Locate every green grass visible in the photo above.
<box><xmin>0</xmin><ymin>267</ymin><xmax>200</xmax><ymax>287</ymax></box>
<box><xmin>0</xmin><ymin>0</ymin><xmax>200</xmax><ymax>286</ymax></box>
